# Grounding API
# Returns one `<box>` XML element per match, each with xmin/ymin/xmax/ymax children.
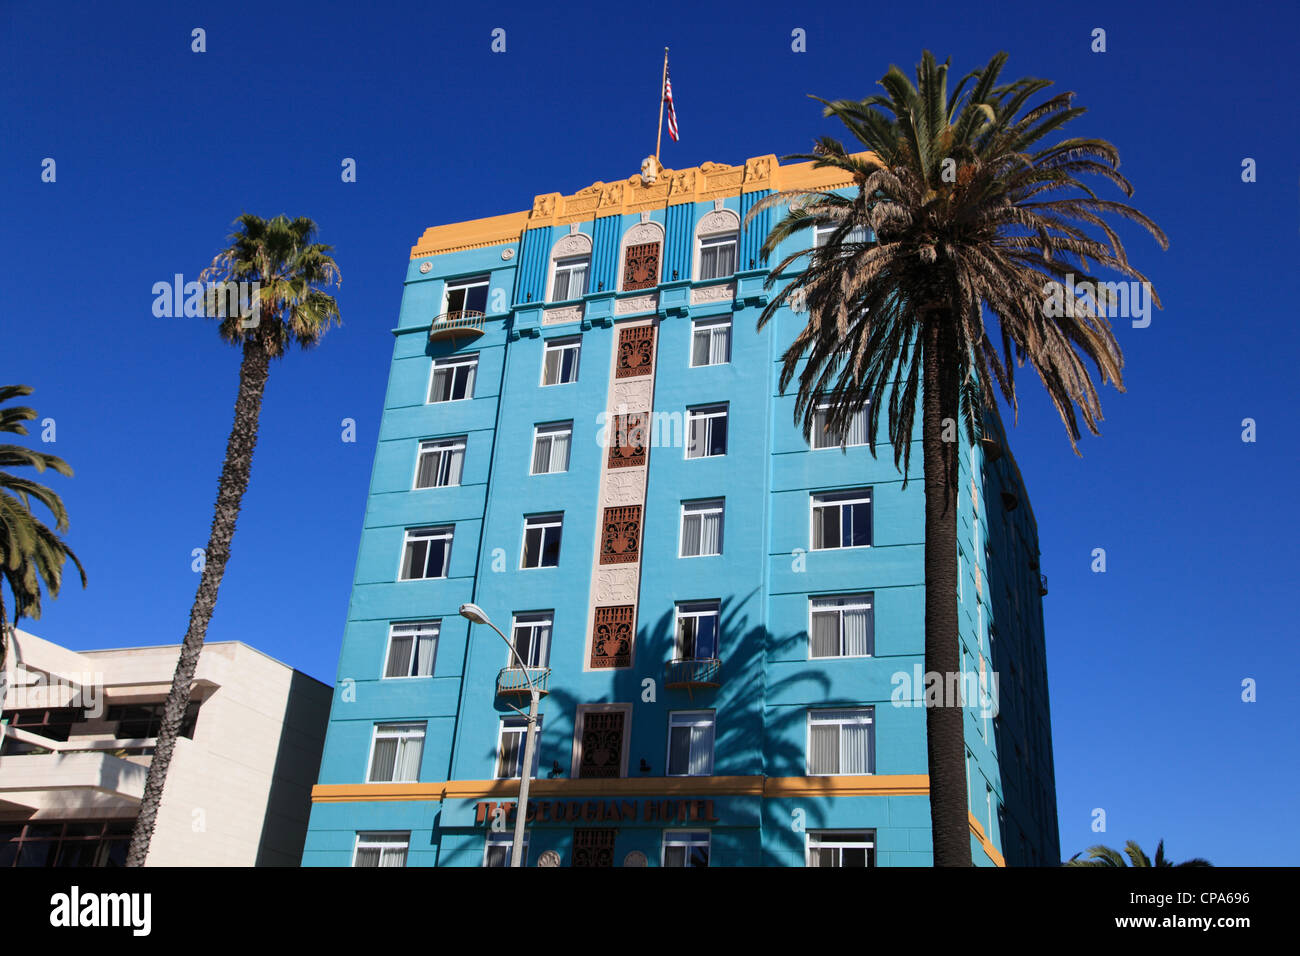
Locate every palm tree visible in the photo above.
<box><xmin>1067</xmin><ymin>840</ymin><xmax>1211</xmax><ymax>867</ymax></box>
<box><xmin>126</xmin><ymin>215</ymin><xmax>341</xmax><ymax>866</ymax></box>
<box><xmin>0</xmin><ymin>385</ymin><xmax>86</xmax><ymax>692</ymax></box>
<box><xmin>750</xmin><ymin>52</ymin><xmax>1167</xmax><ymax>865</ymax></box>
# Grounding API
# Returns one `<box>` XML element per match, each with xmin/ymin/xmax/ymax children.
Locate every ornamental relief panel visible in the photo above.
<box><xmin>611</xmin><ymin>379</ymin><xmax>652</xmax><ymax>410</ymax></box>
<box><xmin>594</xmin><ymin>567</ymin><xmax>639</xmax><ymax>605</ymax></box>
<box><xmin>599</xmin><ymin>505</ymin><xmax>642</xmax><ymax>565</ymax></box>
<box><xmin>552</xmin><ymin>232</ymin><xmax>592</xmax><ymax>258</ymax></box>
<box><xmin>602</xmin><ymin>469</ymin><xmax>646</xmax><ymax>505</ymax></box>
<box><xmin>690</xmin><ymin>282</ymin><xmax>735</xmax><ymax>305</ymax></box>
<box><xmin>696</xmin><ymin>209</ymin><xmax>740</xmax><ymax>237</ymax></box>
<box><xmin>606</xmin><ymin>413</ymin><xmax>649</xmax><ymax>470</ymax></box>
<box><xmin>615</xmin><ymin>325</ymin><xmax>656</xmax><ymax>379</ymax></box>
<box><xmin>622</xmin><ymin>242</ymin><xmax>661</xmax><ymax>292</ymax></box>
<box><xmin>614</xmin><ymin>293</ymin><xmax>658</xmax><ymax>315</ymax></box>
<box><xmin>543</xmin><ymin>304</ymin><xmax>584</xmax><ymax>325</ymax></box>
<box><xmin>589</xmin><ymin>609</ymin><xmax>635</xmax><ymax>670</ymax></box>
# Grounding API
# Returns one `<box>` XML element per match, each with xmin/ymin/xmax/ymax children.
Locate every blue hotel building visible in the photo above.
<box><xmin>302</xmin><ymin>154</ymin><xmax>1060</xmax><ymax>867</ymax></box>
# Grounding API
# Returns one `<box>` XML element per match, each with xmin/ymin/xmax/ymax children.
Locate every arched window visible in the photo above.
<box><xmin>694</xmin><ymin>209</ymin><xmax>740</xmax><ymax>281</ymax></box>
<box><xmin>547</xmin><ymin>231</ymin><xmax>592</xmax><ymax>302</ymax></box>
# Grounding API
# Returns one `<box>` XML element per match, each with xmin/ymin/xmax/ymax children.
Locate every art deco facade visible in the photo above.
<box><xmin>302</xmin><ymin>154</ymin><xmax>1060</xmax><ymax>867</ymax></box>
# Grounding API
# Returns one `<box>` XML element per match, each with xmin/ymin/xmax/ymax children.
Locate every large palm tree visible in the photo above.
<box><xmin>126</xmin><ymin>215</ymin><xmax>341</xmax><ymax>865</ymax></box>
<box><xmin>751</xmin><ymin>52</ymin><xmax>1167</xmax><ymax>865</ymax></box>
<box><xmin>0</xmin><ymin>385</ymin><xmax>86</xmax><ymax>692</ymax></box>
<box><xmin>1067</xmin><ymin>840</ymin><xmax>1211</xmax><ymax>867</ymax></box>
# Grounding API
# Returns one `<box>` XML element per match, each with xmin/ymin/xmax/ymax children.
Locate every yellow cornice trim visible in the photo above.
<box><xmin>312</xmin><ymin>772</ymin><xmax>926</xmax><ymax>804</ymax></box>
<box><xmin>408</xmin><ymin>153</ymin><xmax>874</xmax><ymax>260</ymax></box>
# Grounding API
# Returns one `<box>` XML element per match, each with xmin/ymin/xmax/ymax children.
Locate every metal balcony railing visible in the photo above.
<box><xmin>665</xmin><ymin>658</ymin><xmax>722</xmax><ymax>691</ymax></box>
<box><xmin>496</xmin><ymin>667</ymin><xmax>551</xmax><ymax>698</ymax></box>
<box><xmin>428</xmin><ymin>310</ymin><xmax>486</xmax><ymax>342</ymax></box>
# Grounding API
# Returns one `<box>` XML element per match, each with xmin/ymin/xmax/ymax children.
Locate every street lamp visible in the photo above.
<box><xmin>459</xmin><ymin>602</ymin><xmax>539</xmax><ymax>868</ymax></box>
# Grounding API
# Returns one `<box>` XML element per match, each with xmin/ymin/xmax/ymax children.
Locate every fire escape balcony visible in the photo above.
<box><xmin>495</xmin><ymin>667</ymin><xmax>551</xmax><ymax>699</ymax></box>
<box><xmin>428</xmin><ymin>310</ymin><xmax>486</xmax><ymax>343</ymax></box>
<box><xmin>665</xmin><ymin>658</ymin><xmax>722</xmax><ymax>693</ymax></box>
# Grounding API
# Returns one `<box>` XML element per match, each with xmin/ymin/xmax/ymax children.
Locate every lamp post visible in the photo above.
<box><xmin>459</xmin><ymin>602</ymin><xmax>538</xmax><ymax>868</ymax></box>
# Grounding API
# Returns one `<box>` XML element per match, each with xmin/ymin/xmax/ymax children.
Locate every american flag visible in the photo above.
<box><xmin>664</xmin><ymin>67</ymin><xmax>679</xmax><ymax>142</ymax></box>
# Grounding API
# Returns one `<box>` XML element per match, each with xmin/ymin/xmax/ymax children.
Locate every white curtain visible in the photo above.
<box><xmin>549</xmin><ymin>430</ymin><xmax>569</xmax><ymax>471</ymax></box>
<box><xmin>842</xmin><ymin>608</ymin><xmax>871</xmax><ymax>656</ymax></box>
<box><xmin>845</xmin><ymin>410</ymin><xmax>867</xmax><ymax>446</ymax></box>
<box><xmin>430</xmin><ymin>368</ymin><xmax>451</xmax><ymax>402</ymax></box>
<box><xmin>386</xmin><ymin>635</ymin><xmax>413</xmax><ymax>677</ymax></box>
<box><xmin>709</xmin><ymin>326</ymin><xmax>729</xmax><ymax>364</ymax></box>
<box><xmin>370</xmin><ymin>739</ymin><xmax>397</xmax><ymax>781</ymax></box>
<box><xmin>692</xmin><ymin>331</ymin><xmax>711</xmax><ymax>366</ymax></box>
<box><xmin>532</xmin><ymin>436</ymin><xmax>551</xmax><ymax>474</ymax></box>
<box><xmin>543</xmin><ymin>350</ymin><xmax>561</xmax><ymax>384</ymax></box>
<box><xmin>682</xmin><ymin>515</ymin><xmax>702</xmax><ymax>555</ymax></box>
<box><xmin>809</xmin><ymin>723</ymin><xmax>837</xmax><ymax>774</ymax></box>
<box><xmin>379</xmin><ymin>848</ymin><xmax>406</xmax><ymax>868</ymax></box>
<box><xmin>394</xmin><ymin>737</ymin><xmax>423</xmax><ymax>781</ymax></box>
<box><xmin>841</xmin><ymin>721</ymin><xmax>870</xmax><ymax>774</ymax></box>
<box><xmin>699</xmin><ymin>511</ymin><xmax>721</xmax><ymax>555</ymax></box>
<box><xmin>355</xmin><ymin>848</ymin><xmax>379</xmax><ymax>867</ymax></box>
<box><xmin>414</xmin><ymin>634</ymin><xmax>436</xmax><ymax>676</ymax></box>
<box><xmin>810</xmin><ymin>612</ymin><xmax>838</xmax><ymax>657</ymax></box>
<box><xmin>442</xmin><ymin>447</ymin><xmax>463</xmax><ymax>485</ymax></box>
<box><xmin>689</xmin><ymin>723</ymin><xmax>714</xmax><ymax>775</ymax></box>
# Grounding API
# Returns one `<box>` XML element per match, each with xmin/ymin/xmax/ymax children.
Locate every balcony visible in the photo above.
<box><xmin>665</xmin><ymin>658</ymin><xmax>722</xmax><ymax>694</ymax></box>
<box><xmin>495</xmin><ymin>667</ymin><xmax>551</xmax><ymax>698</ymax></box>
<box><xmin>428</xmin><ymin>310</ymin><xmax>486</xmax><ymax>343</ymax></box>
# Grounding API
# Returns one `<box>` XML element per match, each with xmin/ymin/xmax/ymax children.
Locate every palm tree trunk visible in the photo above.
<box><xmin>126</xmin><ymin>335</ymin><xmax>270</xmax><ymax>866</ymax></box>
<box><xmin>921</xmin><ymin>316</ymin><xmax>972</xmax><ymax>866</ymax></box>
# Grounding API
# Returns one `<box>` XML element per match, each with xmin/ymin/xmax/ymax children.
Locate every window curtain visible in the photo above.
<box><xmin>682</xmin><ymin>514</ymin><xmax>702</xmax><ymax>555</ymax></box>
<box><xmin>689</xmin><ymin>723</ymin><xmax>714</xmax><ymax>775</ymax></box>
<box><xmin>379</xmin><ymin>848</ymin><xmax>406</xmax><ymax>868</ymax></box>
<box><xmin>394</xmin><ymin>737</ymin><xmax>423</xmax><ymax>781</ymax></box>
<box><xmin>668</xmin><ymin>726</ymin><xmax>691</xmax><ymax>774</ymax></box>
<box><xmin>842</xmin><ymin>608</ymin><xmax>871</xmax><ymax>656</ymax></box>
<box><xmin>370</xmin><ymin>738</ymin><xmax>398</xmax><ymax>781</ymax></box>
<box><xmin>699</xmin><ymin>510</ymin><xmax>721</xmax><ymax>555</ymax></box>
<box><xmin>550</xmin><ymin>430</ymin><xmax>569</xmax><ymax>470</ymax></box>
<box><xmin>810</xmin><ymin>612</ymin><xmax>839</xmax><ymax>657</ymax></box>
<box><xmin>543</xmin><ymin>350</ymin><xmax>561</xmax><ymax>384</ymax></box>
<box><xmin>840</xmin><ymin>721</ymin><xmax>871</xmax><ymax>774</ymax></box>
<box><xmin>809</xmin><ymin>723</ymin><xmax>838</xmax><ymax>774</ymax></box>
<box><xmin>709</xmin><ymin>326</ymin><xmax>729</xmax><ymax>364</ymax></box>
<box><xmin>430</xmin><ymin>368</ymin><xmax>451</xmax><ymax>402</ymax></box>
<box><xmin>846</xmin><ymin>410</ymin><xmax>867</xmax><ymax>446</ymax></box>
<box><xmin>414</xmin><ymin>634</ymin><xmax>436</xmax><ymax>676</ymax></box>
<box><xmin>692</xmin><ymin>331</ymin><xmax>711</xmax><ymax>366</ymax></box>
<box><xmin>532</xmin><ymin>436</ymin><xmax>551</xmax><ymax>474</ymax></box>
<box><xmin>442</xmin><ymin>447</ymin><xmax>464</xmax><ymax>485</ymax></box>
<box><xmin>386</xmin><ymin>635</ymin><xmax>413</xmax><ymax>677</ymax></box>
<box><xmin>355</xmin><ymin>848</ymin><xmax>380</xmax><ymax>867</ymax></box>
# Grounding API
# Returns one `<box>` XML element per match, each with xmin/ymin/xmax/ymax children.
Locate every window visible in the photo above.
<box><xmin>0</xmin><ymin>820</ymin><xmax>134</xmax><ymax>868</ymax></box>
<box><xmin>811</xmin><ymin>489</ymin><xmax>872</xmax><ymax>549</ymax></box>
<box><xmin>353</xmin><ymin>832</ymin><xmax>409</xmax><ymax>867</ymax></box>
<box><xmin>667</xmin><ymin>711</ymin><xmax>715</xmax><ymax>776</ymax></box>
<box><xmin>521</xmin><ymin>513</ymin><xmax>563</xmax><ymax>568</ymax></box>
<box><xmin>690</xmin><ymin>318</ymin><xmax>731</xmax><ymax>367</ymax></box>
<box><xmin>384</xmin><ymin>621</ymin><xmax>439</xmax><ymax>677</ymax></box>
<box><xmin>697</xmin><ymin>232</ymin><xmax>738</xmax><ymax>280</ymax></box>
<box><xmin>685</xmin><ymin>404</ymin><xmax>728</xmax><ymax>459</ymax></box>
<box><xmin>511</xmin><ymin>612</ymin><xmax>552</xmax><ymax>668</ymax></box>
<box><xmin>400</xmin><ymin>526</ymin><xmax>453</xmax><ymax>580</ymax></box>
<box><xmin>414</xmin><ymin>437</ymin><xmax>465</xmax><ymax>488</ymax></box>
<box><xmin>809</xmin><ymin>594</ymin><xmax>874</xmax><ymax>659</ymax></box>
<box><xmin>675</xmin><ymin>602</ymin><xmax>719</xmax><ymax>661</ymax></box>
<box><xmin>551</xmin><ymin>255</ymin><xmax>589</xmax><ymax>301</ymax></box>
<box><xmin>680</xmin><ymin>499</ymin><xmax>724</xmax><ymax>557</ymax></box>
<box><xmin>811</xmin><ymin>399</ymin><xmax>867</xmax><ymax>449</ymax></box>
<box><xmin>531</xmin><ymin>422</ymin><xmax>572</xmax><ymax>475</ymax></box>
<box><xmin>483</xmin><ymin>832</ymin><xmax>529</xmax><ymax>867</ymax></box>
<box><xmin>542</xmin><ymin>337</ymin><xmax>581</xmax><ymax>385</ymax></box>
<box><xmin>807</xmin><ymin>830</ymin><xmax>876</xmax><ymax>867</ymax></box>
<box><xmin>807</xmin><ymin>708</ymin><xmax>874</xmax><ymax>775</ymax></box>
<box><xmin>443</xmin><ymin>275</ymin><xmax>489</xmax><ymax>315</ymax></box>
<box><xmin>662</xmin><ymin>831</ymin><xmax>711</xmax><ymax>867</ymax></box>
<box><xmin>496</xmin><ymin>716</ymin><xmax>543</xmax><ymax>779</ymax></box>
<box><xmin>368</xmin><ymin>723</ymin><xmax>425</xmax><ymax>782</ymax></box>
<box><xmin>813</xmin><ymin>224</ymin><xmax>871</xmax><ymax>247</ymax></box>
<box><xmin>428</xmin><ymin>354</ymin><xmax>477</xmax><ymax>403</ymax></box>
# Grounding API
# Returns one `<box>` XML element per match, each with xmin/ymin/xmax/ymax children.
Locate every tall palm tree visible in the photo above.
<box><xmin>126</xmin><ymin>215</ymin><xmax>341</xmax><ymax>866</ymax></box>
<box><xmin>1067</xmin><ymin>840</ymin><xmax>1211</xmax><ymax>867</ymax></box>
<box><xmin>750</xmin><ymin>52</ymin><xmax>1167</xmax><ymax>865</ymax></box>
<box><xmin>0</xmin><ymin>385</ymin><xmax>86</xmax><ymax>693</ymax></box>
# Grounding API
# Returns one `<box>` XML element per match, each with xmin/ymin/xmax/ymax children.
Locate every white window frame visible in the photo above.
<box><xmin>810</xmin><ymin>488</ymin><xmax>873</xmax><ymax>550</ymax></box>
<box><xmin>413</xmin><ymin>436</ymin><xmax>466</xmax><ymax>489</ymax></box>
<box><xmin>696</xmin><ymin>231</ymin><xmax>739</xmax><ymax>281</ymax></box>
<box><xmin>520</xmin><ymin>513</ymin><xmax>563</xmax><ymax>569</ymax></box>
<box><xmin>806</xmin><ymin>829</ymin><xmax>876</xmax><ymax>867</ymax></box>
<box><xmin>352</xmin><ymin>832</ymin><xmax>410</xmax><ymax>867</ymax></box>
<box><xmin>679</xmin><ymin>498</ymin><xmax>724</xmax><ymax>557</ymax></box>
<box><xmin>383</xmin><ymin>620</ymin><xmax>440</xmax><ymax>678</ymax></box>
<box><xmin>813</xmin><ymin>223</ymin><xmax>871</xmax><ymax>248</ymax></box>
<box><xmin>685</xmin><ymin>403</ymin><xmax>728</xmax><ymax>459</ymax></box>
<box><xmin>427</xmin><ymin>353</ymin><xmax>478</xmax><ymax>404</ymax></box>
<box><xmin>442</xmin><ymin>274</ymin><xmax>490</xmax><ymax>315</ymax></box>
<box><xmin>666</xmin><ymin>710</ymin><xmax>716</xmax><ymax>777</ymax></box>
<box><xmin>510</xmin><ymin>611</ymin><xmax>552</xmax><ymax>669</ymax></box>
<box><xmin>806</xmin><ymin>708</ymin><xmax>875</xmax><ymax>776</ymax></box>
<box><xmin>674</xmin><ymin>601</ymin><xmax>720</xmax><ymax>661</ymax></box>
<box><xmin>531</xmin><ymin>422</ymin><xmax>572</xmax><ymax>475</ymax></box>
<box><xmin>541</xmin><ymin>336</ymin><xmax>581</xmax><ymax>386</ymax></box>
<box><xmin>550</xmin><ymin>254</ymin><xmax>590</xmax><ymax>302</ymax></box>
<box><xmin>808</xmin><ymin>594</ymin><xmax>874</xmax><ymax>659</ymax></box>
<box><xmin>399</xmin><ymin>526</ymin><xmax>454</xmax><ymax>580</ymax></box>
<box><xmin>365</xmin><ymin>722</ymin><xmax>426</xmax><ymax>783</ymax></box>
<box><xmin>690</xmin><ymin>317</ymin><xmax>732</xmax><ymax>367</ymax></box>
<box><xmin>483</xmin><ymin>831</ymin><xmax>530</xmax><ymax>867</ymax></box>
<box><xmin>662</xmin><ymin>830</ymin><xmax>711</xmax><ymax>867</ymax></box>
<box><xmin>811</xmin><ymin>399</ymin><xmax>868</xmax><ymax>449</ymax></box>
<box><xmin>495</xmin><ymin>715</ymin><xmax>544</xmax><ymax>780</ymax></box>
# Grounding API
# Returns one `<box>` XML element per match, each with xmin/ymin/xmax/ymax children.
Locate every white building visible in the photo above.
<box><xmin>0</xmin><ymin>629</ymin><xmax>330</xmax><ymax>866</ymax></box>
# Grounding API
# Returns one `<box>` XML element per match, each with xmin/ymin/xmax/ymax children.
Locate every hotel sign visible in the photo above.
<box><xmin>474</xmin><ymin>797</ymin><xmax>719</xmax><ymax>826</ymax></box>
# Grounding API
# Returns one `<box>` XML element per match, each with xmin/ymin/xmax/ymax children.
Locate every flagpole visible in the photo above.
<box><xmin>655</xmin><ymin>47</ymin><xmax>669</xmax><ymax>162</ymax></box>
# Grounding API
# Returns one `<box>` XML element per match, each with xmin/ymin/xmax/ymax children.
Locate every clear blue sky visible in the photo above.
<box><xmin>3</xmin><ymin>0</ymin><xmax>1297</xmax><ymax>865</ymax></box>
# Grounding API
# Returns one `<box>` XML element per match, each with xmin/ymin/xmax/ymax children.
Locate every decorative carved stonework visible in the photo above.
<box><xmin>552</xmin><ymin>232</ymin><xmax>592</xmax><ymax>258</ymax></box>
<box><xmin>622</xmin><ymin>242</ymin><xmax>660</xmax><ymax>291</ymax></box>
<box><xmin>602</xmin><ymin>470</ymin><xmax>645</xmax><ymax>506</ymax></box>
<box><xmin>599</xmin><ymin>183</ymin><xmax>625</xmax><ymax>209</ymax></box>
<box><xmin>696</xmin><ymin>209</ymin><xmax>740</xmax><ymax>237</ymax></box>
<box><xmin>594</xmin><ymin>568</ymin><xmax>638</xmax><ymax>604</ymax></box>
<box><xmin>599</xmin><ymin>506</ymin><xmax>641</xmax><ymax>565</ymax></box>
<box><xmin>573</xmin><ymin>829</ymin><xmax>617</xmax><ymax>866</ymax></box>
<box><xmin>669</xmin><ymin>170</ymin><xmax>697</xmax><ymax>196</ymax></box>
<box><xmin>590</xmin><ymin>608</ymin><xmax>634</xmax><ymax>670</ymax></box>
<box><xmin>745</xmin><ymin>156</ymin><xmax>773</xmax><ymax>183</ymax></box>
<box><xmin>607</xmin><ymin>412</ymin><xmax>648</xmax><ymax>468</ymax></box>
<box><xmin>611</xmin><ymin>380</ymin><xmax>652</xmax><ymax>410</ymax></box>
<box><xmin>543</xmin><ymin>304</ymin><xmax>584</xmax><ymax>326</ymax></box>
<box><xmin>614</xmin><ymin>293</ymin><xmax>658</xmax><ymax>315</ymax></box>
<box><xmin>691</xmin><ymin>282</ymin><xmax>735</xmax><ymax>305</ymax></box>
<box><xmin>615</xmin><ymin>325</ymin><xmax>656</xmax><ymax>379</ymax></box>
<box><xmin>531</xmin><ymin>194</ymin><xmax>558</xmax><ymax>218</ymax></box>
<box><xmin>623</xmin><ymin>222</ymin><xmax>663</xmax><ymax>246</ymax></box>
